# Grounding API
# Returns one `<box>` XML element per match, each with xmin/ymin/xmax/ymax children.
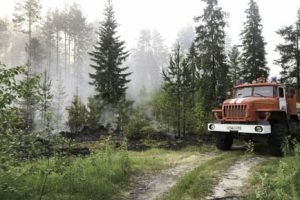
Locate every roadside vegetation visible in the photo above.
<box><xmin>246</xmin><ymin>144</ymin><xmax>300</xmax><ymax>200</ymax></box>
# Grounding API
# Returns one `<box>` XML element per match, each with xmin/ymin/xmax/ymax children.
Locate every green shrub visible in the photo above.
<box><xmin>66</xmin><ymin>95</ymin><xmax>87</xmax><ymax>133</ymax></box>
<box><xmin>124</xmin><ymin>117</ymin><xmax>147</xmax><ymax>140</ymax></box>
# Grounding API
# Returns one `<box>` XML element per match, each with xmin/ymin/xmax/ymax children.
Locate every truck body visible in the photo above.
<box><xmin>208</xmin><ymin>78</ymin><xmax>300</xmax><ymax>156</ymax></box>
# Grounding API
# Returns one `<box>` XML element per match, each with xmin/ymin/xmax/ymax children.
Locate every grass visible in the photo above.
<box><xmin>160</xmin><ymin>151</ymin><xmax>242</xmax><ymax>200</ymax></box>
<box><xmin>245</xmin><ymin>145</ymin><xmax>300</xmax><ymax>200</ymax></box>
<box><xmin>0</xmin><ymin>140</ymin><xmax>215</xmax><ymax>200</ymax></box>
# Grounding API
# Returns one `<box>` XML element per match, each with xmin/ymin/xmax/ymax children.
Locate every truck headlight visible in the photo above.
<box><xmin>209</xmin><ymin>124</ymin><xmax>215</xmax><ymax>130</ymax></box>
<box><xmin>255</xmin><ymin>126</ymin><xmax>263</xmax><ymax>132</ymax></box>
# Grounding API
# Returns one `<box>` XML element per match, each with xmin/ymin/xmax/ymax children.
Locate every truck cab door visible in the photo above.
<box><xmin>279</xmin><ymin>87</ymin><xmax>287</xmax><ymax>112</ymax></box>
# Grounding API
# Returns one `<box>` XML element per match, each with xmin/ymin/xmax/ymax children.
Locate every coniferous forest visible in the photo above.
<box><xmin>1</xmin><ymin>0</ymin><xmax>300</xmax><ymax>199</ymax></box>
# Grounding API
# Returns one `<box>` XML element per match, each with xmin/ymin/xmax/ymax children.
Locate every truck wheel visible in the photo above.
<box><xmin>215</xmin><ymin>133</ymin><xmax>233</xmax><ymax>150</ymax></box>
<box><xmin>268</xmin><ymin>123</ymin><xmax>286</xmax><ymax>157</ymax></box>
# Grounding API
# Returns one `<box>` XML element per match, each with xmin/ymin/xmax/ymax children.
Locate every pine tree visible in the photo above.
<box><xmin>276</xmin><ymin>9</ymin><xmax>300</xmax><ymax>94</ymax></box>
<box><xmin>38</xmin><ymin>70</ymin><xmax>53</xmax><ymax>129</ymax></box>
<box><xmin>228</xmin><ymin>45</ymin><xmax>241</xmax><ymax>85</ymax></box>
<box><xmin>89</xmin><ymin>0</ymin><xmax>130</xmax><ymax>106</ymax></box>
<box><xmin>194</xmin><ymin>0</ymin><xmax>229</xmax><ymax>113</ymax></box>
<box><xmin>163</xmin><ymin>44</ymin><xmax>192</xmax><ymax>137</ymax></box>
<box><xmin>240</xmin><ymin>0</ymin><xmax>268</xmax><ymax>82</ymax></box>
<box><xmin>13</xmin><ymin>0</ymin><xmax>42</xmax><ymax>64</ymax></box>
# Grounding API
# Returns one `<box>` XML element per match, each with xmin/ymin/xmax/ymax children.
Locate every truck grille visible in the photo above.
<box><xmin>224</xmin><ymin>105</ymin><xmax>247</xmax><ymax>119</ymax></box>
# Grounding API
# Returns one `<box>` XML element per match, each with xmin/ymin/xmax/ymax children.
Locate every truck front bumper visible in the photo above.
<box><xmin>208</xmin><ymin>123</ymin><xmax>271</xmax><ymax>134</ymax></box>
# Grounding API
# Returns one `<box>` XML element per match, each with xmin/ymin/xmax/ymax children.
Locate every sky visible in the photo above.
<box><xmin>1</xmin><ymin>0</ymin><xmax>300</xmax><ymax>77</ymax></box>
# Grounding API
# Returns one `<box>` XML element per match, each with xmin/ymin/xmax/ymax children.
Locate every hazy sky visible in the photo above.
<box><xmin>1</xmin><ymin>0</ymin><xmax>300</xmax><ymax>77</ymax></box>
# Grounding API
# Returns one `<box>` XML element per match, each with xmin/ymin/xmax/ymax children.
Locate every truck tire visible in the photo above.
<box><xmin>268</xmin><ymin>123</ymin><xmax>286</xmax><ymax>157</ymax></box>
<box><xmin>215</xmin><ymin>133</ymin><xmax>233</xmax><ymax>150</ymax></box>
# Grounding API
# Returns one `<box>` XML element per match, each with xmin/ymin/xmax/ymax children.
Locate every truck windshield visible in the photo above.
<box><xmin>235</xmin><ymin>87</ymin><xmax>252</xmax><ymax>97</ymax></box>
<box><xmin>235</xmin><ymin>86</ymin><xmax>275</xmax><ymax>98</ymax></box>
<box><xmin>253</xmin><ymin>86</ymin><xmax>274</xmax><ymax>97</ymax></box>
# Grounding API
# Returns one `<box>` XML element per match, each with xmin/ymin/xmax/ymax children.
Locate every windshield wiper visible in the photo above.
<box><xmin>254</xmin><ymin>93</ymin><xmax>265</xmax><ymax>97</ymax></box>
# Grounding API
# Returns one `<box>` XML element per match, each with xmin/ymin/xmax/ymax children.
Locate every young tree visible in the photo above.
<box><xmin>67</xmin><ymin>95</ymin><xmax>87</xmax><ymax>133</ymax></box>
<box><xmin>89</xmin><ymin>0</ymin><xmax>130</xmax><ymax>106</ymax></box>
<box><xmin>194</xmin><ymin>0</ymin><xmax>229</xmax><ymax>113</ymax></box>
<box><xmin>13</xmin><ymin>0</ymin><xmax>42</xmax><ymax>64</ymax></box>
<box><xmin>228</xmin><ymin>45</ymin><xmax>241</xmax><ymax>85</ymax></box>
<box><xmin>19</xmin><ymin>71</ymin><xmax>41</xmax><ymax>132</ymax></box>
<box><xmin>276</xmin><ymin>8</ymin><xmax>300</xmax><ymax>94</ymax></box>
<box><xmin>162</xmin><ymin>45</ymin><xmax>193</xmax><ymax>137</ymax></box>
<box><xmin>86</xmin><ymin>96</ymin><xmax>102</xmax><ymax>130</ymax></box>
<box><xmin>38</xmin><ymin>70</ymin><xmax>53</xmax><ymax>129</ymax></box>
<box><xmin>240</xmin><ymin>0</ymin><xmax>268</xmax><ymax>82</ymax></box>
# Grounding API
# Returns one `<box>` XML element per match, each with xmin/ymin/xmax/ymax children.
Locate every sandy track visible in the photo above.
<box><xmin>206</xmin><ymin>157</ymin><xmax>265</xmax><ymax>200</ymax></box>
<box><xmin>125</xmin><ymin>152</ymin><xmax>216</xmax><ymax>200</ymax></box>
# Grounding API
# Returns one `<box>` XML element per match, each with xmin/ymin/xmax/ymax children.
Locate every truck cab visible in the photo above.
<box><xmin>208</xmin><ymin>78</ymin><xmax>300</xmax><ymax>156</ymax></box>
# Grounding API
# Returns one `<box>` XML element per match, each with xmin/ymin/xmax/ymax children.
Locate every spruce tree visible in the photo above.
<box><xmin>163</xmin><ymin>44</ymin><xmax>192</xmax><ymax>137</ymax></box>
<box><xmin>194</xmin><ymin>0</ymin><xmax>229</xmax><ymax>113</ymax></box>
<box><xmin>228</xmin><ymin>45</ymin><xmax>241</xmax><ymax>85</ymax></box>
<box><xmin>276</xmin><ymin>9</ymin><xmax>300</xmax><ymax>94</ymax></box>
<box><xmin>67</xmin><ymin>95</ymin><xmax>87</xmax><ymax>133</ymax></box>
<box><xmin>89</xmin><ymin>0</ymin><xmax>130</xmax><ymax>106</ymax></box>
<box><xmin>240</xmin><ymin>0</ymin><xmax>268</xmax><ymax>82</ymax></box>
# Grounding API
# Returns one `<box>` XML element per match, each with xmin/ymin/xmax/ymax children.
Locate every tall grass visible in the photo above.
<box><xmin>247</xmin><ymin>145</ymin><xmax>300</xmax><ymax>200</ymax></box>
<box><xmin>0</xmin><ymin>138</ymin><xmax>133</xmax><ymax>200</ymax></box>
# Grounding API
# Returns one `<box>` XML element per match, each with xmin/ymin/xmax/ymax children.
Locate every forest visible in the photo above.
<box><xmin>1</xmin><ymin>0</ymin><xmax>300</xmax><ymax>199</ymax></box>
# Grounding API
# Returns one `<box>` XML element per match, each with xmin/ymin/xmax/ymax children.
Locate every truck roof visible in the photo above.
<box><xmin>234</xmin><ymin>82</ymin><xmax>280</xmax><ymax>89</ymax></box>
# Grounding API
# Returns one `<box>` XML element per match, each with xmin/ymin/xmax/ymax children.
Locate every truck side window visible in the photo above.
<box><xmin>279</xmin><ymin>87</ymin><xmax>284</xmax><ymax>98</ymax></box>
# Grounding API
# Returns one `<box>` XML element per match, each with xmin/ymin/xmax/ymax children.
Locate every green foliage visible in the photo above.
<box><xmin>245</xmin><ymin>140</ymin><xmax>254</xmax><ymax>154</ymax></box>
<box><xmin>249</xmin><ymin>145</ymin><xmax>300</xmax><ymax>200</ymax></box>
<box><xmin>240</xmin><ymin>0</ymin><xmax>269</xmax><ymax>82</ymax></box>
<box><xmin>276</xmin><ymin>8</ymin><xmax>300</xmax><ymax>92</ymax></box>
<box><xmin>67</xmin><ymin>95</ymin><xmax>87</xmax><ymax>133</ymax></box>
<box><xmin>228</xmin><ymin>45</ymin><xmax>241</xmax><ymax>86</ymax></box>
<box><xmin>89</xmin><ymin>0</ymin><xmax>130</xmax><ymax>106</ymax></box>
<box><xmin>38</xmin><ymin>70</ymin><xmax>53</xmax><ymax>130</ymax></box>
<box><xmin>86</xmin><ymin>96</ymin><xmax>102</xmax><ymax>130</ymax></box>
<box><xmin>19</xmin><ymin>70</ymin><xmax>42</xmax><ymax>132</ymax></box>
<box><xmin>124</xmin><ymin>116</ymin><xmax>147</xmax><ymax>139</ymax></box>
<box><xmin>194</xmin><ymin>0</ymin><xmax>229</xmax><ymax>114</ymax></box>
<box><xmin>162</xmin><ymin>44</ymin><xmax>196</xmax><ymax>137</ymax></box>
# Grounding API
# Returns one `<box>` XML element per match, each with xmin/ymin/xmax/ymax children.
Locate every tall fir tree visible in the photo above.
<box><xmin>194</xmin><ymin>0</ymin><xmax>229</xmax><ymax>113</ymax></box>
<box><xmin>89</xmin><ymin>0</ymin><xmax>130</xmax><ymax>106</ymax></box>
<box><xmin>276</xmin><ymin>8</ymin><xmax>300</xmax><ymax>94</ymax></box>
<box><xmin>240</xmin><ymin>0</ymin><xmax>268</xmax><ymax>82</ymax></box>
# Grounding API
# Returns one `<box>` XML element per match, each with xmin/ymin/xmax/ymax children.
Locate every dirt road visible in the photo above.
<box><xmin>206</xmin><ymin>157</ymin><xmax>265</xmax><ymax>200</ymax></box>
<box><xmin>126</xmin><ymin>152</ymin><xmax>216</xmax><ymax>200</ymax></box>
